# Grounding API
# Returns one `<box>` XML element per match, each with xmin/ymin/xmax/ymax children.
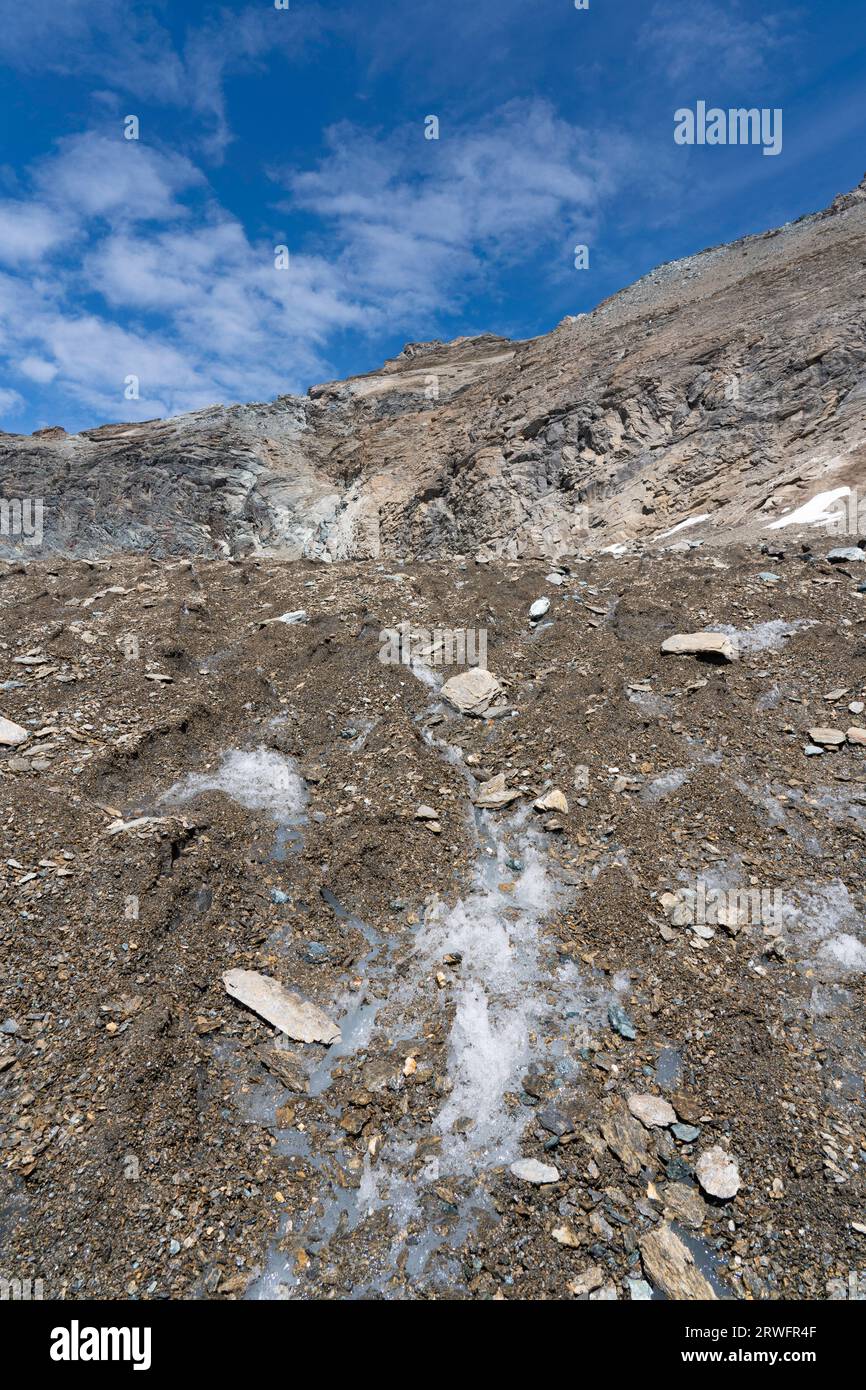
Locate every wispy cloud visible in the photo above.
<box><xmin>0</xmin><ymin>0</ymin><xmax>332</xmax><ymax>162</ymax></box>
<box><xmin>639</xmin><ymin>0</ymin><xmax>796</xmax><ymax>83</ymax></box>
<box><xmin>0</xmin><ymin>100</ymin><xmax>631</xmax><ymax>429</ymax></box>
<box><xmin>283</xmin><ymin>101</ymin><xmax>633</xmax><ymax>317</ymax></box>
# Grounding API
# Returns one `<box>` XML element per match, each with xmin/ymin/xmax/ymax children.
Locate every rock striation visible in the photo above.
<box><xmin>3</xmin><ymin>177</ymin><xmax>866</xmax><ymax>562</ymax></box>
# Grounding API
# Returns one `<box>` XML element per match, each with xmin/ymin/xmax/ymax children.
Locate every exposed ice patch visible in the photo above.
<box><xmin>628</xmin><ymin>688</ymin><xmax>675</xmax><ymax>718</ymax></box>
<box><xmin>658</xmin><ymin>513</ymin><xmax>710</xmax><ymax>540</ymax></box>
<box><xmin>708</xmin><ymin>619</ymin><xmax>811</xmax><ymax>653</ymax></box>
<box><xmin>161</xmin><ymin>746</ymin><xmax>307</xmax><ymax>821</ymax></box>
<box><xmin>818</xmin><ymin>935</ymin><xmax>866</xmax><ymax>973</ymax></box>
<box><xmin>767</xmin><ymin>487</ymin><xmax>851</xmax><ymax>530</ymax></box>
<box><xmin>410</xmin><ymin>807</ymin><xmax>598</xmax><ymax>1173</ymax></box>
<box><xmin>642</xmin><ymin>768</ymin><xmax>690</xmax><ymax>803</ymax></box>
<box><xmin>781</xmin><ymin>880</ymin><xmax>866</xmax><ymax>978</ymax></box>
<box><xmin>408</xmin><ymin>659</ymin><xmax>442</xmax><ymax>691</ymax></box>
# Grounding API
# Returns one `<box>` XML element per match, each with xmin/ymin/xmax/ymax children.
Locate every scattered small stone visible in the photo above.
<box><xmin>551</xmin><ymin>1224</ymin><xmax>581</xmax><ymax>1248</ymax></box>
<box><xmin>529</xmin><ymin>597</ymin><xmax>550</xmax><ymax>619</ymax></box>
<box><xmin>415</xmin><ymin>805</ymin><xmax>439</xmax><ymax>820</ymax></box>
<box><xmin>510</xmin><ymin>1158</ymin><xmax>560</xmax><ymax>1185</ymax></box>
<box><xmin>628</xmin><ymin>1093</ymin><xmax>677</xmax><ymax>1128</ymax></box>
<box><xmin>608</xmin><ymin>1002</ymin><xmax>636</xmax><ymax>1040</ymax></box>
<box><xmin>671</xmin><ymin>1122</ymin><xmax>701</xmax><ymax>1143</ymax></box>
<box><xmin>696</xmin><ymin>1145</ymin><xmax>741</xmax><ymax>1200</ymax></box>
<box><xmin>534</xmin><ymin>788</ymin><xmax>568</xmax><ymax>814</ymax></box>
<box><xmin>301</xmin><ymin>942</ymin><xmax>330</xmax><ymax>965</ymax></box>
<box><xmin>847</xmin><ymin>727</ymin><xmax>866</xmax><ymax>746</ymax></box>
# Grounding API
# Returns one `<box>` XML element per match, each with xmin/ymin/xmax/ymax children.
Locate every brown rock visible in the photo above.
<box><xmin>640</xmin><ymin>1223</ymin><xmax>717</xmax><ymax>1300</ymax></box>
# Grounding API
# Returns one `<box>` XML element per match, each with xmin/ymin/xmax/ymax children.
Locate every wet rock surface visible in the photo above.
<box><xmin>0</xmin><ymin>540</ymin><xmax>864</xmax><ymax>1301</ymax></box>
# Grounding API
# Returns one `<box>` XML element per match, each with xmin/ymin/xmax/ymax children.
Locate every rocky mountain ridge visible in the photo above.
<box><xmin>2</xmin><ymin>175</ymin><xmax>866</xmax><ymax>561</ymax></box>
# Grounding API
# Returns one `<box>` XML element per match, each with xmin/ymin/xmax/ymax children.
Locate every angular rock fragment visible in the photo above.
<box><xmin>474</xmin><ymin>773</ymin><xmax>522</xmax><ymax>809</ymax></box>
<box><xmin>222</xmin><ymin>969</ymin><xmax>341</xmax><ymax>1045</ymax></box>
<box><xmin>661</xmin><ymin>632</ymin><xmax>736</xmax><ymax>662</ymax></box>
<box><xmin>601</xmin><ymin>1101</ymin><xmax>655</xmax><ymax>1176</ymax></box>
<box><xmin>568</xmin><ymin>1266</ymin><xmax>605</xmax><ymax>1297</ymax></box>
<box><xmin>0</xmin><ymin>717</ymin><xmax>28</xmax><ymax>747</ymax></box>
<box><xmin>534</xmin><ymin>788</ymin><xmax>569</xmax><ymax>814</ymax></box>
<box><xmin>256</xmin><ymin>1046</ymin><xmax>309</xmax><ymax>1093</ymax></box>
<box><xmin>662</xmin><ymin>1182</ymin><xmax>708</xmax><ymax>1229</ymax></box>
<box><xmin>510</xmin><ymin>1158</ymin><xmax>560</xmax><ymax>1185</ymax></box>
<box><xmin>640</xmin><ymin>1223</ymin><xmax>717</xmax><ymax>1300</ymax></box>
<box><xmin>696</xmin><ymin>1145</ymin><xmax>741</xmax><ymax>1199</ymax></box>
<box><xmin>807</xmin><ymin>727</ymin><xmax>845</xmax><ymax>747</ymax></box>
<box><xmin>440</xmin><ymin>668</ymin><xmax>502</xmax><ymax>716</ymax></box>
<box><xmin>628</xmin><ymin>1093</ymin><xmax>677</xmax><ymax>1128</ymax></box>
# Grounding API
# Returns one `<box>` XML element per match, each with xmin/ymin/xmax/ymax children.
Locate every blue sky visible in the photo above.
<box><xmin>0</xmin><ymin>0</ymin><xmax>864</xmax><ymax>434</ymax></box>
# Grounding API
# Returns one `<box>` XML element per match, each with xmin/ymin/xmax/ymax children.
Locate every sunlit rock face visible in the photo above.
<box><xmin>3</xmin><ymin>177</ymin><xmax>866</xmax><ymax>563</ymax></box>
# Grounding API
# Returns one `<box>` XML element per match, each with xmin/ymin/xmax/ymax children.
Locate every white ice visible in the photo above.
<box><xmin>658</xmin><ymin>513</ymin><xmax>710</xmax><ymax>539</ymax></box>
<box><xmin>161</xmin><ymin>746</ymin><xmax>307</xmax><ymax>821</ymax></box>
<box><xmin>767</xmin><ymin>487</ymin><xmax>851</xmax><ymax>530</ymax></box>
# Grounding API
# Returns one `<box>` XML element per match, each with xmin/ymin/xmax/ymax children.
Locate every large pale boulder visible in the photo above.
<box><xmin>0</xmin><ymin>717</ymin><xmax>28</xmax><ymax>747</ymax></box>
<box><xmin>440</xmin><ymin>668</ymin><xmax>502</xmax><ymax>716</ymax></box>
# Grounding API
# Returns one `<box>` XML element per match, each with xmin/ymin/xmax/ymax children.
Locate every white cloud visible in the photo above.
<box><xmin>284</xmin><ymin>101</ymin><xmax>632</xmax><ymax>318</ymax></box>
<box><xmin>0</xmin><ymin>101</ymin><xmax>630</xmax><ymax>428</ymax></box>
<box><xmin>18</xmin><ymin>356</ymin><xmax>57</xmax><ymax>383</ymax></box>
<box><xmin>33</xmin><ymin>133</ymin><xmax>202</xmax><ymax>223</ymax></box>
<box><xmin>0</xmin><ymin>386</ymin><xmax>23</xmax><ymax>417</ymax></box>
<box><xmin>0</xmin><ymin>201</ymin><xmax>69</xmax><ymax>265</ymax></box>
<box><xmin>0</xmin><ymin>1</ymin><xmax>332</xmax><ymax>163</ymax></box>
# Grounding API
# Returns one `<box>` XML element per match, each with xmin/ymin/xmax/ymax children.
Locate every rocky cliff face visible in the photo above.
<box><xmin>3</xmin><ymin>177</ymin><xmax>866</xmax><ymax>561</ymax></box>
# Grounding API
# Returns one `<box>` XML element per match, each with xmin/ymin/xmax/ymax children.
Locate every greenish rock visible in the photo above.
<box><xmin>608</xmin><ymin>1003</ymin><xmax>636</xmax><ymax>1040</ymax></box>
<box><xmin>301</xmin><ymin>942</ymin><xmax>331</xmax><ymax>964</ymax></box>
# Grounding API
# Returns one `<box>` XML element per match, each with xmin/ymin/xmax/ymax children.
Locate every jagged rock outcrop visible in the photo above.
<box><xmin>3</xmin><ymin>177</ymin><xmax>866</xmax><ymax>561</ymax></box>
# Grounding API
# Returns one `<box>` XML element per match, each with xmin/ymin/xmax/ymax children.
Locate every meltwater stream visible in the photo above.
<box><xmin>161</xmin><ymin>707</ymin><xmax>605</xmax><ymax>1296</ymax></box>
